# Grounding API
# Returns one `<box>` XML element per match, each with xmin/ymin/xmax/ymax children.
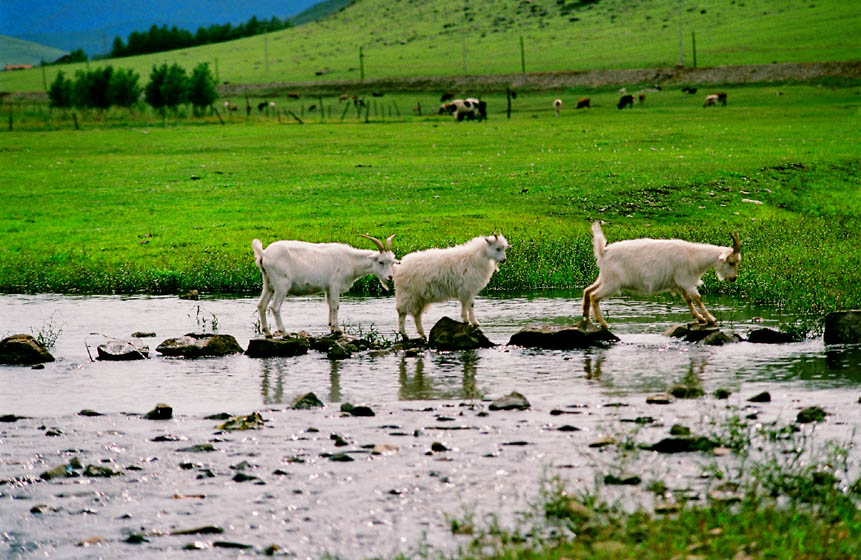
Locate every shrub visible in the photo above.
<box><xmin>187</xmin><ymin>62</ymin><xmax>218</xmax><ymax>115</ymax></box>
<box><xmin>48</xmin><ymin>71</ymin><xmax>72</xmax><ymax>109</ymax></box>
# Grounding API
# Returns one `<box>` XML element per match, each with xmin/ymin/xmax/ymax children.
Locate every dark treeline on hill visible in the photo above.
<box><xmin>109</xmin><ymin>15</ymin><xmax>292</xmax><ymax>59</ymax></box>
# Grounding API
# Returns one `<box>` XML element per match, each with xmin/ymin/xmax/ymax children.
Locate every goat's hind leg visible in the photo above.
<box><xmin>257</xmin><ymin>275</ymin><xmax>274</xmax><ymax>337</ymax></box>
<box><xmin>582</xmin><ymin>280</ymin><xmax>600</xmax><ymax>321</ymax></box>
<box><xmin>268</xmin><ymin>283</ymin><xmax>290</xmax><ymax>337</ymax></box>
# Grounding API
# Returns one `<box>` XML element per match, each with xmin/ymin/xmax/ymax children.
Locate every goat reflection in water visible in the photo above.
<box><xmin>398</xmin><ymin>352</ymin><xmax>480</xmax><ymax>401</ymax></box>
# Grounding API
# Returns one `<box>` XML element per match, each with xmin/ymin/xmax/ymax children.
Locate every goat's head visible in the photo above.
<box><xmin>716</xmin><ymin>232</ymin><xmax>741</xmax><ymax>282</ymax></box>
<box><xmin>484</xmin><ymin>233</ymin><xmax>510</xmax><ymax>265</ymax></box>
<box><xmin>360</xmin><ymin>234</ymin><xmax>397</xmax><ymax>290</ymax></box>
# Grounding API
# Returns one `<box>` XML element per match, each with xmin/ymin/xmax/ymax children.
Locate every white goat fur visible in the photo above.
<box><xmin>582</xmin><ymin>222</ymin><xmax>740</xmax><ymax>328</ymax></box>
<box><xmin>395</xmin><ymin>234</ymin><xmax>510</xmax><ymax>338</ymax></box>
<box><xmin>253</xmin><ymin>235</ymin><xmax>396</xmax><ymax>336</ymax></box>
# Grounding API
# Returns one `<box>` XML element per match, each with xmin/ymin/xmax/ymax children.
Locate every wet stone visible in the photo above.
<box><xmin>232</xmin><ymin>472</ymin><xmax>260</xmax><ymax>483</ymax></box>
<box><xmin>245</xmin><ymin>337</ymin><xmax>309</xmax><ymax>358</ymax></box>
<box><xmin>0</xmin><ymin>334</ymin><xmax>55</xmax><ymax>365</ymax></box>
<box><xmin>291</xmin><ymin>392</ymin><xmax>324</xmax><ymax>409</ymax></box>
<box><xmin>177</xmin><ymin>443</ymin><xmax>216</xmax><ymax>453</ymax></box>
<box><xmin>214</xmin><ymin>541</ymin><xmax>254</xmax><ymax>550</ymax></box>
<box><xmin>604</xmin><ymin>472</ymin><xmax>641</xmax><ymax>485</ymax></box>
<box><xmin>713</xmin><ymin>388</ymin><xmax>732</xmax><ymax>399</ymax></box>
<box><xmin>508</xmin><ymin>322</ymin><xmax>619</xmax><ymax>350</ymax></box>
<box><xmin>96</xmin><ymin>339</ymin><xmax>149</xmax><ymax>361</ymax></box>
<box><xmin>145</xmin><ymin>403</ymin><xmax>173</xmax><ymax>420</ymax></box>
<box><xmin>669</xmin><ymin>424</ymin><xmax>691</xmax><ymax>436</ymax></box>
<box><xmin>699</xmin><ymin>330</ymin><xmax>738</xmax><ymax>346</ymax></box>
<box><xmin>204</xmin><ymin>412</ymin><xmax>232</xmax><ymax>420</ymax></box>
<box><xmin>646</xmin><ymin>436</ymin><xmax>718</xmax><ymax>454</ymax></box>
<box><xmin>77</xmin><ymin>409</ymin><xmax>103</xmax><ymax>417</ymax></box>
<box><xmin>431</xmin><ymin>442</ymin><xmax>449</xmax><ymax>452</ymax></box>
<box><xmin>589</xmin><ymin>437</ymin><xmax>616</xmax><ymax>448</ymax></box>
<box><xmin>489</xmin><ymin>391</ymin><xmax>530</xmax><ymax>411</ymax></box>
<box><xmin>664</xmin><ymin>323</ymin><xmax>721</xmax><ymax>343</ymax></box>
<box><xmin>83</xmin><ymin>465</ymin><xmax>122</xmax><ymax>477</ymax></box>
<box><xmin>341</xmin><ymin>403</ymin><xmax>375</xmax><ymax>417</ymax></box>
<box><xmin>669</xmin><ymin>385</ymin><xmax>704</xmax><ymax>399</ymax></box>
<box><xmin>646</xmin><ymin>393</ymin><xmax>673</xmax><ymax>405</ymax></box>
<box><xmin>0</xmin><ymin>414</ymin><xmax>26</xmax><ymax>422</ymax></box>
<box><xmin>218</xmin><ymin>411</ymin><xmax>265</xmax><ymax>431</ymax></box>
<box><xmin>428</xmin><ymin>317</ymin><xmax>496</xmax><ymax>350</ymax></box>
<box><xmin>328</xmin><ymin>453</ymin><xmax>355</xmax><ymax>462</ymax></box>
<box><xmin>748</xmin><ymin>391</ymin><xmax>771</xmax><ymax>403</ymax></box>
<box><xmin>558</xmin><ymin>425</ymin><xmax>581</xmax><ymax>432</ymax></box>
<box><xmin>155</xmin><ymin>333</ymin><xmax>243</xmax><ymax>358</ymax></box>
<box><xmin>171</xmin><ymin>525</ymin><xmax>224</xmax><ymax>536</ymax></box>
<box><xmin>824</xmin><ymin>310</ymin><xmax>861</xmax><ymax>345</ymax></box>
<box><xmin>131</xmin><ymin>331</ymin><xmax>156</xmax><ymax>338</ymax></box>
<box><xmin>747</xmin><ymin>327</ymin><xmax>801</xmax><ymax>344</ymax></box>
<box><xmin>327</xmin><ymin>342</ymin><xmax>353</xmax><ymax>360</ymax></box>
<box><xmin>796</xmin><ymin>406</ymin><xmax>827</xmax><ymax>423</ymax></box>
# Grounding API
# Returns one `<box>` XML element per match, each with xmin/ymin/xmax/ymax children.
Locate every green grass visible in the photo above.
<box><xmin>1</xmin><ymin>84</ymin><xmax>859</xmax><ymax>315</ymax></box>
<box><xmin>1</xmin><ymin>0</ymin><xmax>859</xmax><ymax>93</ymax></box>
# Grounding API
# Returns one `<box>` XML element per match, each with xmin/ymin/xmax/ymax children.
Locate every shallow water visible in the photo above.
<box><xmin>1</xmin><ymin>293</ymin><xmax>859</xmax><ymax>558</ymax></box>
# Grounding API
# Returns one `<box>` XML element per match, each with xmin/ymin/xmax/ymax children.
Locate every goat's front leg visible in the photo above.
<box><xmin>462</xmin><ymin>297</ymin><xmax>478</xmax><ymax>326</ymax></box>
<box><xmin>682</xmin><ymin>293</ymin><xmax>707</xmax><ymax>323</ymax></box>
<box><xmin>326</xmin><ymin>290</ymin><xmax>341</xmax><ymax>333</ymax></box>
<box><xmin>693</xmin><ymin>295</ymin><xmax>717</xmax><ymax>325</ymax></box>
<box><xmin>397</xmin><ymin>310</ymin><xmax>408</xmax><ymax>338</ymax></box>
<box><xmin>413</xmin><ymin>313</ymin><xmax>426</xmax><ymax>339</ymax></box>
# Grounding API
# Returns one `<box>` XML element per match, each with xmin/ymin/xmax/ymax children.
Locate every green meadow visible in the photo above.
<box><xmin>2</xmin><ymin>0</ymin><xmax>859</xmax><ymax>93</ymax></box>
<box><xmin>2</xmin><ymin>84</ymin><xmax>859</xmax><ymax>317</ymax></box>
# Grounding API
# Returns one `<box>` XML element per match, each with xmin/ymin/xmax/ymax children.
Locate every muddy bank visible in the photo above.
<box><xmin>223</xmin><ymin>60</ymin><xmax>861</xmax><ymax>97</ymax></box>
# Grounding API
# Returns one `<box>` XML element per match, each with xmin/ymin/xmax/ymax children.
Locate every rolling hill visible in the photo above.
<box><xmin>1</xmin><ymin>0</ymin><xmax>859</xmax><ymax>93</ymax></box>
<box><xmin>0</xmin><ymin>35</ymin><xmax>67</xmax><ymax>67</ymax></box>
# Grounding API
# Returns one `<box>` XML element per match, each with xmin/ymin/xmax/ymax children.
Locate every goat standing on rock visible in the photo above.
<box><xmin>252</xmin><ymin>234</ymin><xmax>396</xmax><ymax>336</ymax></box>
<box><xmin>395</xmin><ymin>234</ymin><xmax>510</xmax><ymax>338</ymax></box>
<box><xmin>582</xmin><ymin>222</ymin><xmax>741</xmax><ymax>329</ymax></box>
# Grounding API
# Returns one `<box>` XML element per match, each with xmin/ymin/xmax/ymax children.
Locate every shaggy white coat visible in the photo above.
<box><xmin>253</xmin><ymin>237</ymin><xmax>396</xmax><ymax>336</ymax></box>
<box><xmin>394</xmin><ymin>235</ymin><xmax>509</xmax><ymax>338</ymax></box>
<box><xmin>582</xmin><ymin>222</ymin><xmax>740</xmax><ymax>328</ymax></box>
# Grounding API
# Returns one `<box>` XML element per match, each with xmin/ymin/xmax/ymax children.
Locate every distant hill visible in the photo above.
<box><xmin>0</xmin><ymin>0</ymin><xmax>322</xmax><ymax>56</ymax></box>
<box><xmin>290</xmin><ymin>0</ymin><xmax>354</xmax><ymax>27</ymax></box>
<box><xmin>2</xmin><ymin>0</ymin><xmax>859</xmax><ymax>93</ymax></box>
<box><xmin>0</xmin><ymin>35</ymin><xmax>67</xmax><ymax>67</ymax></box>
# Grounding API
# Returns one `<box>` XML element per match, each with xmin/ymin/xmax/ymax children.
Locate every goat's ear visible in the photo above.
<box><xmin>718</xmin><ymin>252</ymin><xmax>728</xmax><ymax>262</ymax></box>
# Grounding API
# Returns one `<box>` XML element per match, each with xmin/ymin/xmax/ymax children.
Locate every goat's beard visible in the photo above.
<box><xmin>378</xmin><ymin>278</ymin><xmax>390</xmax><ymax>291</ymax></box>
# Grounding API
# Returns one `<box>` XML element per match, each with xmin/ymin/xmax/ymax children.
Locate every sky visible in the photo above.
<box><xmin>0</xmin><ymin>0</ymin><xmax>320</xmax><ymax>53</ymax></box>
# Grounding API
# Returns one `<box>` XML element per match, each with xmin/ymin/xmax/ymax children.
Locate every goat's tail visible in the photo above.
<box><xmin>591</xmin><ymin>221</ymin><xmax>606</xmax><ymax>261</ymax></box>
<box><xmin>251</xmin><ymin>239</ymin><xmax>265</xmax><ymax>271</ymax></box>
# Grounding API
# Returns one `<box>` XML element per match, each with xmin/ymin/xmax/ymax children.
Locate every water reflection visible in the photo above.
<box><xmin>260</xmin><ymin>358</ymin><xmax>288</xmax><ymax>405</ymax></box>
<box><xmin>398</xmin><ymin>351</ymin><xmax>481</xmax><ymax>400</ymax></box>
<box><xmin>583</xmin><ymin>351</ymin><xmax>605</xmax><ymax>380</ymax></box>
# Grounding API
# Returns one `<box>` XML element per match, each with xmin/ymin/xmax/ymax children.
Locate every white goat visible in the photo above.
<box><xmin>252</xmin><ymin>234</ymin><xmax>396</xmax><ymax>336</ymax></box>
<box><xmin>582</xmin><ymin>222</ymin><xmax>740</xmax><ymax>328</ymax></box>
<box><xmin>394</xmin><ymin>234</ymin><xmax>510</xmax><ymax>338</ymax></box>
<box><xmin>553</xmin><ymin>98</ymin><xmax>562</xmax><ymax>117</ymax></box>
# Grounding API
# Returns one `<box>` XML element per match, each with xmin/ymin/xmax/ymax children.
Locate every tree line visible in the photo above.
<box><xmin>110</xmin><ymin>15</ymin><xmax>292</xmax><ymax>58</ymax></box>
<box><xmin>47</xmin><ymin>62</ymin><xmax>218</xmax><ymax>115</ymax></box>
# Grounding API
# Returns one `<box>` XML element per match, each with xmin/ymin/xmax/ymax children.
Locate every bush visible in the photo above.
<box><xmin>187</xmin><ymin>63</ymin><xmax>218</xmax><ymax>115</ymax></box>
<box><xmin>71</xmin><ymin>67</ymin><xmax>113</xmax><ymax>109</ymax></box>
<box><xmin>48</xmin><ymin>71</ymin><xmax>73</xmax><ymax>109</ymax></box>
<box><xmin>145</xmin><ymin>63</ymin><xmax>188</xmax><ymax>112</ymax></box>
<box><xmin>108</xmin><ymin>68</ymin><xmax>142</xmax><ymax>108</ymax></box>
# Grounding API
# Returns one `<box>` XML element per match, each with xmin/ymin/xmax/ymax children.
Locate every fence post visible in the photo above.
<box><xmin>7</xmin><ymin>108</ymin><xmax>12</xmax><ymax>131</ymax></box>
<box><xmin>319</xmin><ymin>96</ymin><xmax>324</xmax><ymax>122</ymax></box>
<box><xmin>520</xmin><ymin>36</ymin><xmax>525</xmax><ymax>73</ymax></box>
<box><xmin>692</xmin><ymin>31</ymin><xmax>697</xmax><ymax>68</ymax></box>
<box><xmin>506</xmin><ymin>88</ymin><xmax>512</xmax><ymax>119</ymax></box>
<box><xmin>359</xmin><ymin>46</ymin><xmax>364</xmax><ymax>81</ymax></box>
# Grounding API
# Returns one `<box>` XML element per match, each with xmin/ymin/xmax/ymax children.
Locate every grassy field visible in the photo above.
<box><xmin>1</xmin><ymin>0</ymin><xmax>859</xmax><ymax>93</ymax></box>
<box><xmin>1</xmin><ymin>84</ymin><xmax>859</xmax><ymax>317</ymax></box>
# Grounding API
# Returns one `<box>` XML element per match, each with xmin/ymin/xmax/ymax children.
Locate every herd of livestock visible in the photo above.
<box><xmin>252</xmin><ymin>226</ymin><xmax>742</xmax><ymax>339</ymax></box>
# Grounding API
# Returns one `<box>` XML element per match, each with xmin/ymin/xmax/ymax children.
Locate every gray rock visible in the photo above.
<box><xmin>341</xmin><ymin>403</ymin><xmax>375</xmax><ymax>417</ymax></box>
<box><xmin>603</xmin><ymin>472</ymin><xmax>641</xmax><ymax>485</ymax></box>
<box><xmin>145</xmin><ymin>403</ymin><xmax>173</xmax><ymax>420</ymax></box>
<box><xmin>646</xmin><ymin>436</ymin><xmax>718</xmax><ymax>454</ymax></box>
<box><xmin>664</xmin><ymin>323</ymin><xmax>720</xmax><ymax>343</ymax></box>
<box><xmin>156</xmin><ymin>333</ymin><xmax>243</xmax><ymax>358</ymax></box>
<box><xmin>508</xmin><ymin>322</ymin><xmax>619</xmax><ymax>349</ymax></box>
<box><xmin>96</xmin><ymin>339</ymin><xmax>149</xmax><ymax>361</ymax></box>
<box><xmin>796</xmin><ymin>406</ymin><xmax>827</xmax><ymax>423</ymax></box>
<box><xmin>429</xmin><ymin>317</ymin><xmax>495</xmax><ymax>350</ymax></box>
<box><xmin>131</xmin><ymin>331</ymin><xmax>157</xmax><ymax>338</ymax></box>
<box><xmin>291</xmin><ymin>392</ymin><xmax>324</xmax><ymax>410</ymax></box>
<box><xmin>327</xmin><ymin>342</ymin><xmax>353</xmax><ymax>360</ymax></box>
<box><xmin>0</xmin><ymin>334</ymin><xmax>55</xmax><ymax>365</ymax></box>
<box><xmin>646</xmin><ymin>393</ymin><xmax>673</xmax><ymax>405</ymax></box>
<box><xmin>700</xmin><ymin>330</ymin><xmax>737</xmax><ymax>346</ymax></box>
<box><xmin>747</xmin><ymin>327</ymin><xmax>801</xmax><ymax>344</ymax></box>
<box><xmin>669</xmin><ymin>385</ymin><xmax>704</xmax><ymax>398</ymax></box>
<box><xmin>748</xmin><ymin>391</ymin><xmax>771</xmax><ymax>403</ymax></box>
<box><xmin>245</xmin><ymin>337</ymin><xmax>309</xmax><ymax>358</ymax></box>
<box><xmin>824</xmin><ymin>310</ymin><xmax>861</xmax><ymax>345</ymax></box>
<box><xmin>489</xmin><ymin>391</ymin><xmax>530</xmax><ymax>411</ymax></box>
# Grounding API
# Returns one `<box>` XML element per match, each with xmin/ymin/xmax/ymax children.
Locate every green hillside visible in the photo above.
<box><xmin>2</xmin><ymin>0</ymin><xmax>859</xmax><ymax>92</ymax></box>
<box><xmin>0</xmin><ymin>35</ymin><xmax>67</xmax><ymax>68</ymax></box>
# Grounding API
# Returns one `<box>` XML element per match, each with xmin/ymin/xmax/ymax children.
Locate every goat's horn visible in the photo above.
<box><xmin>359</xmin><ymin>233</ymin><xmax>385</xmax><ymax>252</ymax></box>
<box><xmin>385</xmin><ymin>234</ymin><xmax>395</xmax><ymax>252</ymax></box>
<box><xmin>730</xmin><ymin>232</ymin><xmax>741</xmax><ymax>253</ymax></box>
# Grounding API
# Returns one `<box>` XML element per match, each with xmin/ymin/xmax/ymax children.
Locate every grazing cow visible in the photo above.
<box><xmin>682</xmin><ymin>86</ymin><xmax>698</xmax><ymax>94</ymax></box>
<box><xmin>553</xmin><ymin>98</ymin><xmax>562</xmax><ymax>117</ymax></box>
<box><xmin>703</xmin><ymin>94</ymin><xmax>719</xmax><ymax>108</ymax></box>
<box><xmin>716</xmin><ymin>91</ymin><xmax>727</xmax><ymax>105</ymax></box>
<box><xmin>339</xmin><ymin>93</ymin><xmax>350</xmax><ymax>101</ymax></box>
<box><xmin>371</xmin><ymin>92</ymin><xmax>384</xmax><ymax>97</ymax></box>
<box><xmin>224</xmin><ymin>100</ymin><xmax>239</xmax><ymax>111</ymax></box>
<box><xmin>257</xmin><ymin>101</ymin><xmax>269</xmax><ymax>112</ymax></box>
<box><xmin>617</xmin><ymin>94</ymin><xmax>634</xmax><ymax>109</ymax></box>
<box><xmin>439</xmin><ymin>98</ymin><xmax>487</xmax><ymax>121</ymax></box>
<box><xmin>287</xmin><ymin>92</ymin><xmax>300</xmax><ymax>99</ymax></box>
<box><xmin>638</xmin><ymin>94</ymin><xmax>646</xmax><ymax>104</ymax></box>
<box><xmin>576</xmin><ymin>97</ymin><xmax>591</xmax><ymax>109</ymax></box>
<box><xmin>440</xmin><ymin>91</ymin><xmax>456</xmax><ymax>102</ymax></box>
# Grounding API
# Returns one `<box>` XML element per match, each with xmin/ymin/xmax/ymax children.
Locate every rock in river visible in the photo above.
<box><xmin>96</xmin><ymin>339</ymin><xmax>149</xmax><ymax>361</ymax></box>
<box><xmin>156</xmin><ymin>333</ymin><xmax>243</xmax><ymax>358</ymax></box>
<box><xmin>824</xmin><ymin>310</ymin><xmax>861</xmax><ymax>345</ymax></box>
<box><xmin>428</xmin><ymin>317</ymin><xmax>495</xmax><ymax>350</ymax></box>
<box><xmin>0</xmin><ymin>334</ymin><xmax>55</xmax><ymax>365</ymax></box>
<box><xmin>245</xmin><ymin>336</ymin><xmax>310</xmax><ymax>358</ymax></box>
<box><xmin>747</xmin><ymin>327</ymin><xmax>801</xmax><ymax>344</ymax></box>
<box><xmin>508</xmin><ymin>322</ymin><xmax>619</xmax><ymax>350</ymax></box>
<box><xmin>489</xmin><ymin>391</ymin><xmax>530</xmax><ymax>411</ymax></box>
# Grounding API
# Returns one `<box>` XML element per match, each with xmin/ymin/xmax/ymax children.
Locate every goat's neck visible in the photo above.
<box><xmin>348</xmin><ymin>249</ymin><xmax>376</xmax><ymax>277</ymax></box>
<box><xmin>694</xmin><ymin>244</ymin><xmax>727</xmax><ymax>273</ymax></box>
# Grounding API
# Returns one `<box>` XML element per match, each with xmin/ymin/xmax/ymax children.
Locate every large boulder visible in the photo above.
<box><xmin>245</xmin><ymin>337</ymin><xmax>310</xmax><ymax>358</ymax></box>
<box><xmin>747</xmin><ymin>328</ymin><xmax>800</xmax><ymax>344</ymax></box>
<box><xmin>824</xmin><ymin>311</ymin><xmax>861</xmax><ymax>345</ymax></box>
<box><xmin>96</xmin><ymin>339</ymin><xmax>149</xmax><ymax>361</ymax></box>
<box><xmin>508</xmin><ymin>322</ymin><xmax>619</xmax><ymax>350</ymax></box>
<box><xmin>428</xmin><ymin>317</ymin><xmax>495</xmax><ymax>350</ymax></box>
<box><xmin>156</xmin><ymin>333</ymin><xmax>243</xmax><ymax>358</ymax></box>
<box><xmin>0</xmin><ymin>334</ymin><xmax>55</xmax><ymax>365</ymax></box>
